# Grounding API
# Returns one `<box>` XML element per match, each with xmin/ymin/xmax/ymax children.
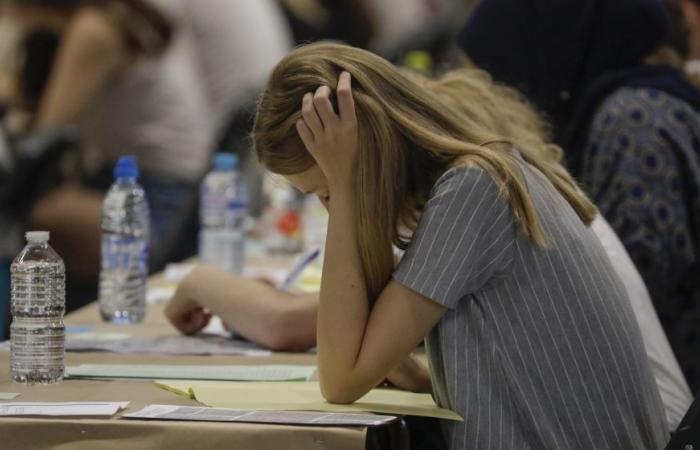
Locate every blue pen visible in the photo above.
<box><xmin>279</xmin><ymin>249</ymin><xmax>321</xmax><ymax>291</ymax></box>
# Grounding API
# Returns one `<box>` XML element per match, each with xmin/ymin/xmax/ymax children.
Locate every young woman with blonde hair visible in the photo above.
<box><xmin>251</xmin><ymin>42</ymin><xmax>669</xmax><ymax>449</ymax></box>
<box><xmin>166</xmin><ymin>42</ymin><xmax>669</xmax><ymax>448</ymax></box>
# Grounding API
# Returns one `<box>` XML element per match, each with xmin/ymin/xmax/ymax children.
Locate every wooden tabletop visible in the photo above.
<box><xmin>0</xmin><ymin>301</ymin><xmax>369</xmax><ymax>450</ymax></box>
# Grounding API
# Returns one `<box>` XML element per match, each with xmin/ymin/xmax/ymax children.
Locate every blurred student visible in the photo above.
<box><xmin>674</xmin><ymin>0</ymin><xmax>700</xmax><ymax>82</ymax></box>
<box><xmin>277</xmin><ymin>0</ymin><xmax>375</xmax><ymax>49</ymax></box>
<box><xmin>166</xmin><ymin>66</ymin><xmax>692</xmax><ymax>431</ymax></box>
<box><xmin>459</xmin><ymin>0</ymin><xmax>700</xmax><ymax>394</ymax></box>
<box><xmin>172</xmin><ymin>0</ymin><xmax>293</xmax><ymax>216</ymax></box>
<box><xmin>2</xmin><ymin>0</ymin><xmax>212</xmax><ymax>307</ymax></box>
<box><xmin>169</xmin><ymin>41</ymin><xmax>669</xmax><ymax>449</ymax></box>
<box><xmin>173</xmin><ymin>0</ymin><xmax>292</xmax><ymax>148</ymax></box>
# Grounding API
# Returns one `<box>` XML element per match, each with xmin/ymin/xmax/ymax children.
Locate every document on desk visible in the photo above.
<box><xmin>124</xmin><ymin>404</ymin><xmax>398</xmax><ymax>426</ymax></box>
<box><xmin>155</xmin><ymin>381</ymin><xmax>462</xmax><ymax>421</ymax></box>
<box><xmin>65</xmin><ymin>334</ymin><xmax>271</xmax><ymax>357</ymax></box>
<box><xmin>66</xmin><ymin>364</ymin><xmax>316</xmax><ymax>382</ymax></box>
<box><xmin>0</xmin><ymin>402</ymin><xmax>129</xmax><ymax>417</ymax></box>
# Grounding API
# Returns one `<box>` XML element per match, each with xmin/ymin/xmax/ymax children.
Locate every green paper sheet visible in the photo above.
<box><xmin>155</xmin><ymin>380</ymin><xmax>462</xmax><ymax>421</ymax></box>
<box><xmin>66</xmin><ymin>364</ymin><xmax>315</xmax><ymax>382</ymax></box>
<box><xmin>0</xmin><ymin>393</ymin><xmax>20</xmax><ymax>400</ymax></box>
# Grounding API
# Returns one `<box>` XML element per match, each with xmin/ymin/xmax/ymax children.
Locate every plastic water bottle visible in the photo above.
<box><xmin>10</xmin><ymin>231</ymin><xmax>65</xmax><ymax>384</ymax></box>
<box><xmin>98</xmin><ymin>156</ymin><xmax>149</xmax><ymax>324</ymax></box>
<box><xmin>199</xmin><ymin>153</ymin><xmax>247</xmax><ymax>274</ymax></box>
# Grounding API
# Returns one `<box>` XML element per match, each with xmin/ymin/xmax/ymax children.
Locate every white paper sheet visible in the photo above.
<box><xmin>65</xmin><ymin>334</ymin><xmax>271</xmax><ymax>357</ymax></box>
<box><xmin>124</xmin><ymin>404</ymin><xmax>397</xmax><ymax>426</ymax></box>
<box><xmin>66</xmin><ymin>364</ymin><xmax>315</xmax><ymax>381</ymax></box>
<box><xmin>0</xmin><ymin>402</ymin><xmax>129</xmax><ymax>417</ymax></box>
<box><xmin>146</xmin><ymin>286</ymin><xmax>176</xmax><ymax>305</ymax></box>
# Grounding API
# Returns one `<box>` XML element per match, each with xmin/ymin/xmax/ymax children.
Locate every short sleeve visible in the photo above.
<box><xmin>394</xmin><ymin>165</ymin><xmax>516</xmax><ymax>308</ymax></box>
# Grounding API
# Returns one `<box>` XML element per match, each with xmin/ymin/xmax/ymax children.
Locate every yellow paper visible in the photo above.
<box><xmin>155</xmin><ymin>380</ymin><xmax>462</xmax><ymax>421</ymax></box>
<box><xmin>298</xmin><ymin>266</ymin><xmax>322</xmax><ymax>292</ymax></box>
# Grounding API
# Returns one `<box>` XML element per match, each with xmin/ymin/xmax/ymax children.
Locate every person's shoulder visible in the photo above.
<box><xmin>65</xmin><ymin>7</ymin><xmax>126</xmax><ymax>59</ymax></box>
<box><xmin>592</xmin><ymin>86</ymin><xmax>700</xmax><ymax>133</ymax></box>
<box><xmin>434</xmin><ymin>162</ymin><xmax>494</xmax><ymax>192</ymax></box>
<box><xmin>427</xmin><ymin>163</ymin><xmax>507</xmax><ymax>209</ymax></box>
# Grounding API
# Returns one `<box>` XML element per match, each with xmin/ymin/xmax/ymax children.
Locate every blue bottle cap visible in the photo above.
<box><xmin>213</xmin><ymin>153</ymin><xmax>238</xmax><ymax>171</ymax></box>
<box><xmin>114</xmin><ymin>155</ymin><xmax>139</xmax><ymax>179</ymax></box>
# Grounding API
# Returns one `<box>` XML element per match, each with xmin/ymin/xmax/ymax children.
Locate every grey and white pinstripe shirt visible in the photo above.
<box><xmin>394</xmin><ymin>158</ymin><xmax>668</xmax><ymax>449</ymax></box>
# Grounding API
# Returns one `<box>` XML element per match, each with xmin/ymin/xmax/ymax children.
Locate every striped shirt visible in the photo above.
<box><xmin>393</xmin><ymin>157</ymin><xmax>669</xmax><ymax>449</ymax></box>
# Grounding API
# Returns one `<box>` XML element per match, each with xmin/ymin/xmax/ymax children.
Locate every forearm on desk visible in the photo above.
<box><xmin>182</xmin><ymin>266</ymin><xmax>318</xmax><ymax>351</ymax></box>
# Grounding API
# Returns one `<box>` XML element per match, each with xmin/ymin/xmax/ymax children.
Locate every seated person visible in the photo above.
<box><xmin>459</xmin><ymin>0</ymin><xmax>700</xmax><ymax>392</ymax></box>
<box><xmin>167</xmin><ymin>42</ymin><xmax>668</xmax><ymax>449</ymax></box>
<box><xmin>4</xmin><ymin>0</ymin><xmax>212</xmax><ymax>308</ymax></box>
<box><xmin>166</xmin><ymin>67</ymin><xmax>693</xmax><ymax>431</ymax></box>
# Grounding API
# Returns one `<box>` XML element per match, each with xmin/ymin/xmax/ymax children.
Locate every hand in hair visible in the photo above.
<box><xmin>296</xmin><ymin>71</ymin><xmax>358</xmax><ymax>192</ymax></box>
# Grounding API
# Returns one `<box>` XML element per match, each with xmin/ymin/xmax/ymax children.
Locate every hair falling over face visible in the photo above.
<box><xmin>253</xmin><ymin>42</ymin><xmax>597</xmax><ymax>301</ymax></box>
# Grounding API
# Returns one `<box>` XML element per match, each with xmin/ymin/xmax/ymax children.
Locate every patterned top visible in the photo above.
<box><xmin>582</xmin><ymin>87</ymin><xmax>700</xmax><ymax>393</ymax></box>
<box><xmin>394</xmin><ymin>160</ymin><xmax>668</xmax><ymax>450</ymax></box>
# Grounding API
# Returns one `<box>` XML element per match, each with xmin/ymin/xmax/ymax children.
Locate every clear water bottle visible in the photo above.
<box><xmin>10</xmin><ymin>231</ymin><xmax>65</xmax><ymax>384</ymax></box>
<box><xmin>99</xmin><ymin>156</ymin><xmax>149</xmax><ymax>324</ymax></box>
<box><xmin>199</xmin><ymin>153</ymin><xmax>247</xmax><ymax>274</ymax></box>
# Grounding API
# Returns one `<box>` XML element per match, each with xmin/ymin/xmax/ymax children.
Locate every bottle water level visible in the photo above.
<box><xmin>99</xmin><ymin>234</ymin><xmax>147</xmax><ymax>324</ymax></box>
<box><xmin>11</xmin><ymin>318</ymin><xmax>65</xmax><ymax>383</ymax></box>
<box><xmin>10</xmin><ymin>260</ymin><xmax>65</xmax><ymax>384</ymax></box>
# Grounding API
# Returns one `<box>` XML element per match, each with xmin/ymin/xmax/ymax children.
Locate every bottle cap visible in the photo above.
<box><xmin>26</xmin><ymin>231</ymin><xmax>49</xmax><ymax>243</ymax></box>
<box><xmin>213</xmin><ymin>153</ymin><xmax>238</xmax><ymax>171</ymax></box>
<box><xmin>114</xmin><ymin>155</ymin><xmax>139</xmax><ymax>179</ymax></box>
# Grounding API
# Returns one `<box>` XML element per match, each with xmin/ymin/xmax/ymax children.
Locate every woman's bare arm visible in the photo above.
<box><xmin>35</xmin><ymin>7</ymin><xmax>128</xmax><ymax>127</ymax></box>
<box><xmin>165</xmin><ymin>266</ymin><xmax>318</xmax><ymax>352</ymax></box>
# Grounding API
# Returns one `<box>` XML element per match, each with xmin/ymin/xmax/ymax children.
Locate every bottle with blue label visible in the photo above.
<box><xmin>98</xmin><ymin>156</ymin><xmax>149</xmax><ymax>324</ymax></box>
<box><xmin>199</xmin><ymin>153</ymin><xmax>247</xmax><ymax>274</ymax></box>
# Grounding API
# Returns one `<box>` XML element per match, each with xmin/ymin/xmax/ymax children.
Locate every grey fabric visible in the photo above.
<box><xmin>83</xmin><ymin>26</ymin><xmax>212</xmax><ymax>183</ymax></box>
<box><xmin>394</xmin><ymin>157</ymin><xmax>669</xmax><ymax>450</ymax></box>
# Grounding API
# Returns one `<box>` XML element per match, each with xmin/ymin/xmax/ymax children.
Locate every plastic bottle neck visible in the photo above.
<box><xmin>115</xmin><ymin>177</ymin><xmax>138</xmax><ymax>184</ymax></box>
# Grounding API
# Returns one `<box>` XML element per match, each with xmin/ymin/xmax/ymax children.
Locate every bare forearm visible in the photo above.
<box><xmin>184</xmin><ymin>266</ymin><xmax>317</xmax><ymax>350</ymax></box>
<box><xmin>317</xmin><ymin>189</ymin><xmax>370</xmax><ymax>387</ymax></box>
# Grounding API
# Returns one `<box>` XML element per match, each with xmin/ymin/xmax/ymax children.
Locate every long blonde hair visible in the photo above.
<box><xmin>253</xmin><ymin>43</ymin><xmax>596</xmax><ymax>300</ymax></box>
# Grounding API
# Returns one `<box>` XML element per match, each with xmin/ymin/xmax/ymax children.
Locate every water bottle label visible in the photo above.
<box><xmin>101</xmin><ymin>235</ymin><xmax>148</xmax><ymax>273</ymax></box>
<box><xmin>203</xmin><ymin>193</ymin><xmax>229</xmax><ymax>210</ymax></box>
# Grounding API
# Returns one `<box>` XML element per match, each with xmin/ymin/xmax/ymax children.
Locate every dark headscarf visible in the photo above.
<box><xmin>458</xmin><ymin>0</ymin><xmax>677</xmax><ymax>172</ymax></box>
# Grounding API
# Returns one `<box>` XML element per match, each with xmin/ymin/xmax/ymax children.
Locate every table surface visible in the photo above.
<box><xmin>0</xmin><ymin>299</ymin><xmax>370</xmax><ymax>450</ymax></box>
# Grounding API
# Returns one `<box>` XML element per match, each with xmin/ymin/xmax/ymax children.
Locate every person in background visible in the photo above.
<box><xmin>459</xmin><ymin>0</ymin><xmax>700</xmax><ymax>394</ymax></box>
<box><xmin>363</xmin><ymin>0</ymin><xmax>459</xmax><ymax>58</ymax></box>
<box><xmin>171</xmin><ymin>0</ymin><xmax>293</xmax><ymax>217</ymax></box>
<box><xmin>173</xmin><ymin>0</ymin><xmax>292</xmax><ymax>150</ymax></box>
<box><xmin>166</xmin><ymin>65</ymin><xmax>692</xmax><ymax>431</ymax></box>
<box><xmin>277</xmin><ymin>0</ymin><xmax>376</xmax><ymax>49</ymax></box>
<box><xmin>172</xmin><ymin>41</ymin><xmax>669</xmax><ymax>449</ymax></box>
<box><xmin>672</xmin><ymin>0</ymin><xmax>700</xmax><ymax>83</ymax></box>
<box><xmin>1</xmin><ymin>0</ymin><xmax>212</xmax><ymax>309</ymax></box>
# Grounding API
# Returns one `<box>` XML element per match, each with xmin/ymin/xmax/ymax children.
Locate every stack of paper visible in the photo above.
<box><xmin>65</xmin><ymin>334</ymin><xmax>270</xmax><ymax>357</ymax></box>
<box><xmin>0</xmin><ymin>402</ymin><xmax>129</xmax><ymax>417</ymax></box>
<box><xmin>124</xmin><ymin>404</ymin><xmax>397</xmax><ymax>426</ymax></box>
<box><xmin>156</xmin><ymin>381</ymin><xmax>462</xmax><ymax>421</ymax></box>
<box><xmin>66</xmin><ymin>364</ymin><xmax>316</xmax><ymax>382</ymax></box>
